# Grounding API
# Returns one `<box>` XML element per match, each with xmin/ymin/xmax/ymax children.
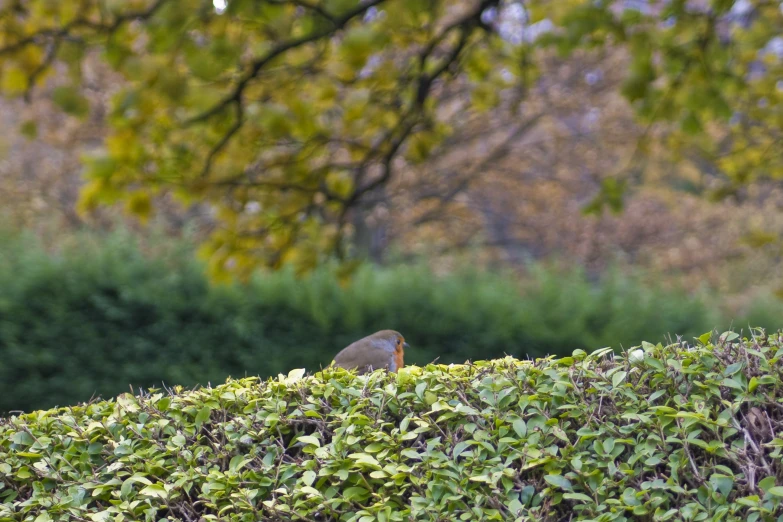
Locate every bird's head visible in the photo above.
<box><xmin>369</xmin><ymin>330</ymin><xmax>409</xmax><ymax>356</ymax></box>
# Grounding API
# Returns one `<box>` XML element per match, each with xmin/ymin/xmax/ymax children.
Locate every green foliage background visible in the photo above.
<box><xmin>1</xmin><ymin>228</ymin><xmax>778</xmax><ymax>413</ymax></box>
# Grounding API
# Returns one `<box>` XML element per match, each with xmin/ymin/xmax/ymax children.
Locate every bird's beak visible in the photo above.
<box><xmin>403</xmin><ymin>342</ymin><xmax>410</xmax><ymax>350</ymax></box>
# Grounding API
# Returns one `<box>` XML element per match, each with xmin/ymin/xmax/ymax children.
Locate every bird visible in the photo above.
<box><xmin>332</xmin><ymin>330</ymin><xmax>408</xmax><ymax>374</ymax></box>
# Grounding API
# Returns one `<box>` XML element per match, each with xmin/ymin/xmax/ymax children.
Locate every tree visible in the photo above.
<box><xmin>0</xmin><ymin>0</ymin><xmax>780</xmax><ymax>279</ymax></box>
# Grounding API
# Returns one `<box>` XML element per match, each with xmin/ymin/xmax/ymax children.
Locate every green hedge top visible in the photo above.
<box><xmin>1</xmin><ymin>333</ymin><xmax>783</xmax><ymax>522</ymax></box>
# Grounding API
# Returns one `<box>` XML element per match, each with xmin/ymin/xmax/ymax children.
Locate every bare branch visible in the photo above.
<box><xmin>412</xmin><ymin>112</ymin><xmax>546</xmax><ymax>226</ymax></box>
<box><xmin>266</xmin><ymin>0</ymin><xmax>339</xmax><ymax>24</ymax></box>
<box><xmin>199</xmin><ymin>102</ymin><xmax>245</xmax><ymax>178</ymax></box>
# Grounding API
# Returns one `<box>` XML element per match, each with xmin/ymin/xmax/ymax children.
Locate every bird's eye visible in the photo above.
<box><xmin>397</xmin><ymin>338</ymin><xmax>402</xmax><ymax>345</ymax></box>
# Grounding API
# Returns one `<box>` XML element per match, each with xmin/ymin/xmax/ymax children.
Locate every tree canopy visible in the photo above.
<box><xmin>0</xmin><ymin>0</ymin><xmax>781</xmax><ymax>278</ymax></box>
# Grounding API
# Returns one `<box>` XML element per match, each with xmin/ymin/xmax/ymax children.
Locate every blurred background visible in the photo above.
<box><xmin>1</xmin><ymin>0</ymin><xmax>782</xmax><ymax>412</ymax></box>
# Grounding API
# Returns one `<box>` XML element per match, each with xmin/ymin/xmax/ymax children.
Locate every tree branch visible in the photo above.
<box><xmin>0</xmin><ymin>0</ymin><xmax>170</xmax><ymax>56</ymax></box>
<box><xmin>412</xmin><ymin>112</ymin><xmax>546</xmax><ymax>226</ymax></box>
<box><xmin>185</xmin><ymin>0</ymin><xmax>388</xmax><ymax>126</ymax></box>
<box><xmin>199</xmin><ymin>102</ymin><xmax>245</xmax><ymax>178</ymax></box>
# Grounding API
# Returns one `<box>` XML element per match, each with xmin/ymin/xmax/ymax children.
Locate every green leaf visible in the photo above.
<box><xmin>11</xmin><ymin>431</ymin><xmax>35</xmax><ymax>446</ymax></box>
<box><xmin>297</xmin><ymin>435</ymin><xmax>320</xmax><ymax>447</ymax></box>
<box><xmin>759</xmin><ymin>476</ymin><xmax>777</xmax><ymax>492</ymax></box>
<box><xmin>120</xmin><ymin>474</ymin><xmax>152</xmax><ymax>498</ymax></box>
<box><xmin>229</xmin><ymin>455</ymin><xmax>251</xmax><ymax>472</ymax></box>
<box><xmin>612</xmin><ymin>371</ymin><xmax>628</xmax><ymax>387</ymax></box>
<box><xmin>19</xmin><ymin>120</ymin><xmax>37</xmax><ymax>139</ymax></box>
<box><xmin>648</xmin><ymin>389</ymin><xmax>667</xmax><ymax>403</ymax></box>
<box><xmin>52</xmin><ymin>86</ymin><xmax>90</xmax><ymax>118</ymax></box>
<box><xmin>453</xmin><ymin>441</ymin><xmax>470</xmax><ymax>459</ymax></box>
<box><xmin>364</xmin><ymin>443</ymin><xmax>384</xmax><ymax>453</ymax></box>
<box><xmin>194</xmin><ymin>406</ymin><xmax>212</xmax><ymax>431</ymax></box>
<box><xmin>720</xmin><ymin>378</ymin><xmax>744</xmax><ymax>390</ymax></box>
<box><xmin>720</xmin><ymin>331</ymin><xmax>740</xmax><ymax>342</ymax></box>
<box><xmin>512</xmin><ymin>418</ymin><xmax>527</xmax><ymax>438</ymax></box>
<box><xmin>469</xmin><ymin>474</ymin><xmax>491</xmax><ymax>483</ymax></box>
<box><xmin>1</xmin><ymin>67</ymin><xmax>29</xmax><ymax>95</ymax></box>
<box><xmin>349</xmin><ymin>453</ymin><xmax>380</xmax><ymax>468</ymax></box>
<box><xmin>508</xmin><ymin>497</ymin><xmax>524</xmax><ymax>514</ymax></box>
<box><xmin>302</xmin><ymin>470</ymin><xmax>316</xmax><ymax>486</ymax></box>
<box><xmin>681</xmin><ymin>111</ymin><xmax>702</xmax><ymax>135</ymax></box>
<box><xmin>139</xmin><ymin>483</ymin><xmax>167</xmax><ymax>499</ymax></box>
<box><xmin>15</xmin><ymin>452</ymin><xmax>43</xmax><ymax>458</ymax></box>
<box><xmin>544</xmin><ymin>474</ymin><xmax>572</xmax><ymax>491</ymax></box>
<box><xmin>766</xmin><ymin>486</ymin><xmax>783</xmax><ymax>497</ymax></box>
<box><xmin>563</xmin><ymin>492</ymin><xmax>592</xmax><ymax>502</ymax></box>
<box><xmin>287</xmin><ymin>368</ymin><xmax>306</xmax><ymax>381</ymax></box>
<box><xmin>710</xmin><ymin>474</ymin><xmax>734</xmax><ymax>497</ymax></box>
<box><xmin>343</xmin><ymin>486</ymin><xmax>370</xmax><ymax>502</ymax></box>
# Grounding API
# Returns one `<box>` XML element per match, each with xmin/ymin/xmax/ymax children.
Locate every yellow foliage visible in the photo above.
<box><xmin>106</xmin><ymin>130</ymin><xmax>144</xmax><ymax>163</ymax></box>
<box><xmin>125</xmin><ymin>191</ymin><xmax>153</xmax><ymax>223</ymax></box>
<box><xmin>325</xmin><ymin>171</ymin><xmax>354</xmax><ymax>200</ymax></box>
<box><xmin>2</xmin><ymin>0</ymin><xmax>782</xmax><ymax>282</ymax></box>
<box><xmin>76</xmin><ymin>181</ymin><xmax>103</xmax><ymax>216</ymax></box>
<box><xmin>1</xmin><ymin>67</ymin><xmax>28</xmax><ymax>96</ymax></box>
<box><xmin>470</xmin><ymin>82</ymin><xmax>500</xmax><ymax>112</ymax></box>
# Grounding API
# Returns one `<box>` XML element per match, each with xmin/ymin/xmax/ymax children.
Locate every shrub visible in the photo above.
<box><xmin>1</xmin><ymin>333</ymin><xmax>782</xmax><ymax>521</ymax></box>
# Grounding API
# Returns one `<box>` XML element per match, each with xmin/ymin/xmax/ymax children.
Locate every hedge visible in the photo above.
<box><xmin>0</xmin><ymin>228</ymin><xmax>739</xmax><ymax>412</ymax></box>
<box><xmin>1</xmin><ymin>332</ymin><xmax>783</xmax><ymax>521</ymax></box>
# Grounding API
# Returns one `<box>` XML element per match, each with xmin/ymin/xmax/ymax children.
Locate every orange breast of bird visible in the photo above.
<box><xmin>394</xmin><ymin>345</ymin><xmax>404</xmax><ymax>370</ymax></box>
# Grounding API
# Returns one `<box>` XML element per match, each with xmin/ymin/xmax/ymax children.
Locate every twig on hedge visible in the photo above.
<box><xmin>732</xmin><ymin>417</ymin><xmax>772</xmax><ymax>475</ymax></box>
<box><xmin>684</xmin><ymin>446</ymin><xmax>702</xmax><ymax>482</ymax></box>
<box><xmin>20</xmin><ymin>425</ymin><xmax>68</xmax><ymax>482</ymax></box>
<box><xmin>677</xmin><ymin>420</ymin><xmax>703</xmax><ymax>483</ymax></box>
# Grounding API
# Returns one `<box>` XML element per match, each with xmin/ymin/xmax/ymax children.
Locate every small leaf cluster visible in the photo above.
<box><xmin>3</xmin><ymin>332</ymin><xmax>783</xmax><ymax>521</ymax></box>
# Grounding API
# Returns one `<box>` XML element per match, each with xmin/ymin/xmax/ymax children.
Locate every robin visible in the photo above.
<box><xmin>332</xmin><ymin>330</ymin><xmax>408</xmax><ymax>374</ymax></box>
